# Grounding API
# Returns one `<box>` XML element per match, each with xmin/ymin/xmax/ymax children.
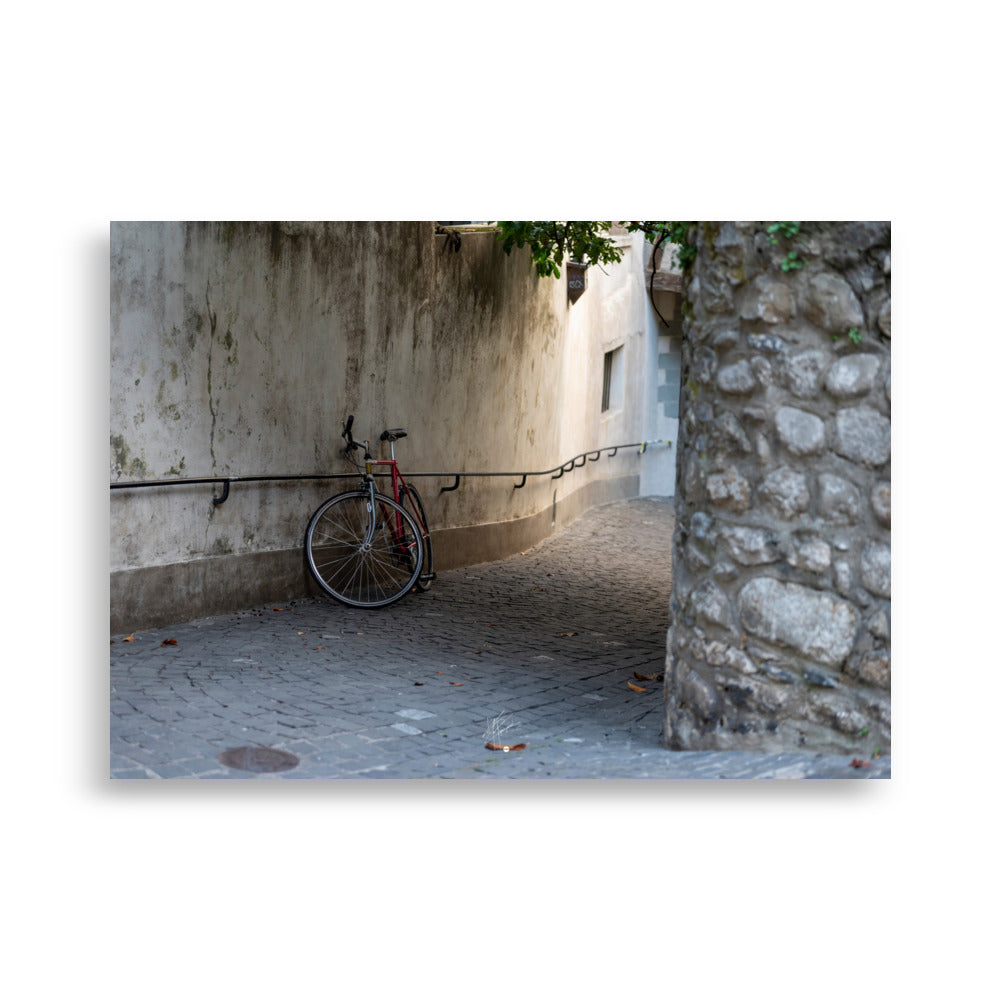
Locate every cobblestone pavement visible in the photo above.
<box><xmin>110</xmin><ymin>496</ymin><xmax>889</xmax><ymax>779</ymax></box>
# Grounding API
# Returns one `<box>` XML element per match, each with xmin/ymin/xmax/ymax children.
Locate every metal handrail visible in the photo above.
<box><xmin>109</xmin><ymin>439</ymin><xmax>672</xmax><ymax>506</ymax></box>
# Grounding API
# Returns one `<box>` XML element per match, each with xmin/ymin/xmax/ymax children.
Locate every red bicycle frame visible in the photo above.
<box><xmin>370</xmin><ymin>452</ymin><xmax>427</xmax><ymax>541</ymax></box>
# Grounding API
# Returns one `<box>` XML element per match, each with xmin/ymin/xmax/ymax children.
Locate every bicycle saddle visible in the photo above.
<box><xmin>380</xmin><ymin>428</ymin><xmax>407</xmax><ymax>441</ymax></box>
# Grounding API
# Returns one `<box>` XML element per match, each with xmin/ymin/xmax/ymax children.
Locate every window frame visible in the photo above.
<box><xmin>601</xmin><ymin>345</ymin><xmax>624</xmax><ymax>414</ymax></box>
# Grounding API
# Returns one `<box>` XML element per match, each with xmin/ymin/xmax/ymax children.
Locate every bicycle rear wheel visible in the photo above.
<box><xmin>399</xmin><ymin>483</ymin><xmax>434</xmax><ymax>591</ymax></box>
<box><xmin>305</xmin><ymin>490</ymin><xmax>423</xmax><ymax>608</ymax></box>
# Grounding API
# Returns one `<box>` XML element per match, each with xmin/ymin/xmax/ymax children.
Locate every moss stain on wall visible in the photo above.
<box><xmin>110</xmin><ymin>434</ymin><xmax>148</xmax><ymax>479</ymax></box>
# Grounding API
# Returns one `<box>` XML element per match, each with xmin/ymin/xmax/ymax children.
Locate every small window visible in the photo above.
<box><xmin>602</xmin><ymin>346</ymin><xmax>623</xmax><ymax>412</ymax></box>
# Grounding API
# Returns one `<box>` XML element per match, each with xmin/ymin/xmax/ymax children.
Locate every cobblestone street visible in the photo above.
<box><xmin>110</xmin><ymin>496</ymin><xmax>889</xmax><ymax>778</ymax></box>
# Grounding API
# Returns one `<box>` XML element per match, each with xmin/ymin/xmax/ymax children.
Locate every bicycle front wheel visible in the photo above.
<box><xmin>305</xmin><ymin>490</ymin><xmax>424</xmax><ymax>608</ymax></box>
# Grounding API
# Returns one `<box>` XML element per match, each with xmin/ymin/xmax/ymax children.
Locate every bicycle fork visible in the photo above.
<box><xmin>359</xmin><ymin>477</ymin><xmax>379</xmax><ymax>551</ymax></box>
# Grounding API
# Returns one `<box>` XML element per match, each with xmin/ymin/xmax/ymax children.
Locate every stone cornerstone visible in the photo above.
<box><xmin>662</xmin><ymin>222</ymin><xmax>890</xmax><ymax>756</ymax></box>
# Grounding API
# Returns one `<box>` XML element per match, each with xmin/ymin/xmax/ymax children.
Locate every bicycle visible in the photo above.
<box><xmin>304</xmin><ymin>415</ymin><xmax>435</xmax><ymax>608</ymax></box>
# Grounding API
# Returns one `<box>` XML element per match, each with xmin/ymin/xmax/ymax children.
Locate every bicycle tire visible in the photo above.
<box><xmin>399</xmin><ymin>483</ymin><xmax>434</xmax><ymax>591</ymax></box>
<box><xmin>305</xmin><ymin>490</ymin><xmax>423</xmax><ymax>608</ymax></box>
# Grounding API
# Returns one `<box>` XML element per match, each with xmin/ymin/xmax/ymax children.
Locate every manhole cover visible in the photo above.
<box><xmin>218</xmin><ymin>746</ymin><xmax>299</xmax><ymax>773</ymax></box>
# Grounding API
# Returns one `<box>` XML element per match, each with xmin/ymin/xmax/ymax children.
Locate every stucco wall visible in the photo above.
<box><xmin>110</xmin><ymin>222</ymin><xmax>653</xmax><ymax>629</ymax></box>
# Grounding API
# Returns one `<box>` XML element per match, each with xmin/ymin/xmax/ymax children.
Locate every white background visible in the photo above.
<box><xmin>5</xmin><ymin>3</ymin><xmax>993</xmax><ymax>997</ymax></box>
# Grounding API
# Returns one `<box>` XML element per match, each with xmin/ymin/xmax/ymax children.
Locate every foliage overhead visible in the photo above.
<box><xmin>496</xmin><ymin>221</ymin><xmax>696</xmax><ymax>279</ymax></box>
<box><xmin>495</xmin><ymin>221</ymin><xmax>809</xmax><ymax>281</ymax></box>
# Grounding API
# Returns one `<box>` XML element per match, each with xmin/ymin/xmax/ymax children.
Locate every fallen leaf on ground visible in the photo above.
<box><xmin>559</xmin><ymin>632</ymin><xmax>577</xmax><ymax>637</ymax></box>
<box><xmin>161</xmin><ymin>639</ymin><xmax>178</xmax><ymax>647</ymax></box>
<box><xmin>627</xmin><ymin>681</ymin><xmax>647</xmax><ymax>693</ymax></box>
<box><xmin>122</xmin><ymin>634</ymin><xmax>134</xmax><ymax>642</ymax></box>
<box><xmin>485</xmin><ymin>742</ymin><xmax>527</xmax><ymax>752</ymax></box>
<box><xmin>272</xmin><ymin>607</ymin><xmax>289</xmax><ymax>611</ymax></box>
<box><xmin>849</xmin><ymin>758</ymin><xmax>871</xmax><ymax>769</ymax></box>
<box><xmin>634</xmin><ymin>671</ymin><xmax>664</xmax><ymax>682</ymax></box>
<box><xmin>414</xmin><ymin>681</ymin><xmax>425</xmax><ymax>686</ymax></box>
<box><xmin>450</xmin><ymin>681</ymin><xmax>464</xmax><ymax>686</ymax></box>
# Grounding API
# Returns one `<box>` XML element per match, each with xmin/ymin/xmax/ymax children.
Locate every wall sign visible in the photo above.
<box><xmin>567</xmin><ymin>261</ymin><xmax>588</xmax><ymax>303</ymax></box>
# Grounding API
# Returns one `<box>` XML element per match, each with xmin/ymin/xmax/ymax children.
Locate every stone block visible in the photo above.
<box><xmin>700</xmin><ymin>268</ymin><xmax>735</xmax><ymax>314</ymax></box>
<box><xmin>739</xmin><ymin>277</ymin><xmax>796</xmax><ymax>324</ymax></box>
<box><xmin>724</xmin><ymin>647</ymin><xmax>758</xmax><ymax>676</ymax></box>
<box><xmin>834</xmin><ymin>406</ymin><xmax>891</xmax><ymax>467</ymax></box>
<box><xmin>790</xmin><ymin>537</ymin><xmax>832</xmax><ymax>573</ymax></box>
<box><xmin>750</xmin><ymin>356</ymin><xmax>775</xmax><ymax>387</ymax></box>
<box><xmin>782</xmin><ymin>349</ymin><xmax>828</xmax><ymax>399</ymax></box>
<box><xmin>737</xmin><ymin>577</ymin><xmax>859</xmax><ymax>667</ymax></box>
<box><xmin>871</xmin><ymin>482</ymin><xmax>891</xmax><ymax>527</ymax></box>
<box><xmin>759</xmin><ymin>466</ymin><xmax>810</xmax><ymax>519</ymax></box>
<box><xmin>825</xmin><ymin>354</ymin><xmax>882</xmax><ymax>399</ymax></box>
<box><xmin>705</xmin><ymin>641</ymin><xmax>729</xmax><ymax>666</ymax></box>
<box><xmin>691</xmin><ymin>346</ymin><xmax>718</xmax><ymax>384</ymax></box>
<box><xmin>712</xmin><ymin>559</ymin><xmax>739</xmax><ymax>581</ymax></box>
<box><xmin>681</xmin><ymin>668</ymin><xmax>721</xmax><ymax>721</ymax></box>
<box><xmin>711</xmin><ymin>328</ymin><xmax>740</xmax><ymax>350</ymax></box>
<box><xmin>813</xmin><ymin>698</ymin><xmax>871</xmax><ymax>736</ymax></box>
<box><xmin>748</xmin><ymin>332</ymin><xmax>787</xmax><ymax>353</ymax></box>
<box><xmin>878</xmin><ymin>299</ymin><xmax>891</xmax><ymax>337</ymax></box>
<box><xmin>776</xmin><ymin>406</ymin><xmax>826</xmax><ymax>456</ymax></box>
<box><xmin>718</xmin><ymin>525</ymin><xmax>781</xmax><ymax>565</ymax></box>
<box><xmin>717</xmin><ymin>360</ymin><xmax>756</xmax><ymax>395</ymax></box>
<box><xmin>705</xmin><ymin>467</ymin><xmax>752</xmax><ymax>513</ymax></box>
<box><xmin>710</xmin><ymin>411</ymin><xmax>752</xmax><ymax>454</ymax></box>
<box><xmin>818</xmin><ymin>473</ymin><xmax>862</xmax><ymax>524</ymax></box>
<box><xmin>803</xmin><ymin>273</ymin><xmax>864</xmax><ymax>332</ymax></box>
<box><xmin>685</xmin><ymin>539</ymin><xmax>713</xmax><ymax>571</ymax></box>
<box><xmin>715</xmin><ymin>222</ymin><xmax>748</xmax><ymax>272</ymax></box>
<box><xmin>856</xmin><ymin>651</ymin><xmax>891</xmax><ymax>689</ymax></box>
<box><xmin>867</xmin><ymin>607</ymin><xmax>890</xmax><ymax>640</ymax></box>
<box><xmin>690</xmin><ymin>511</ymin><xmax>714</xmax><ymax>540</ymax></box>
<box><xmin>689</xmin><ymin>579</ymin><xmax>733</xmax><ymax>629</ymax></box>
<box><xmin>860</xmin><ymin>543</ymin><xmax>891</xmax><ymax>598</ymax></box>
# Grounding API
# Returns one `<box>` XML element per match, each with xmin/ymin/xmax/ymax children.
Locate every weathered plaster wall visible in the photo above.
<box><xmin>111</xmin><ymin>222</ymin><xmax>651</xmax><ymax>629</ymax></box>
<box><xmin>663</xmin><ymin>222</ymin><xmax>891</xmax><ymax>756</ymax></box>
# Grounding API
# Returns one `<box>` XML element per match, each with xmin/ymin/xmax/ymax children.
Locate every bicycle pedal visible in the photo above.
<box><xmin>420</xmin><ymin>573</ymin><xmax>437</xmax><ymax>581</ymax></box>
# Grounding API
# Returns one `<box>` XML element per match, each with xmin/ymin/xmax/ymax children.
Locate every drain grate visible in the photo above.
<box><xmin>218</xmin><ymin>746</ymin><xmax>299</xmax><ymax>773</ymax></box>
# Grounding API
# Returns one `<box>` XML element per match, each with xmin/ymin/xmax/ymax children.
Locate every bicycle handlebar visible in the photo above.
<box><xmin>342</xmin><ymin>414</ymin><xmax>358</xmax><ymax>451</ymax></box>
<box><xmin>342</xmin><ymin>414</ymin><xmax>374</xmax><ymax>462</ymax></box>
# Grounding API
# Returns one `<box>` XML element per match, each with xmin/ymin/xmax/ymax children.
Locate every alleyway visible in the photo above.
<box><xmin>110</xmin><ymin>496</ymin><xmax>888</xmax><ymax>778</ymax></box>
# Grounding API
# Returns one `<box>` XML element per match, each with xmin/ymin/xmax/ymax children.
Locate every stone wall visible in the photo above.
<box><xmin>663</xmin><ymin>222</ymin><xmax>891</xmax><ymax>755</ymax></box>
